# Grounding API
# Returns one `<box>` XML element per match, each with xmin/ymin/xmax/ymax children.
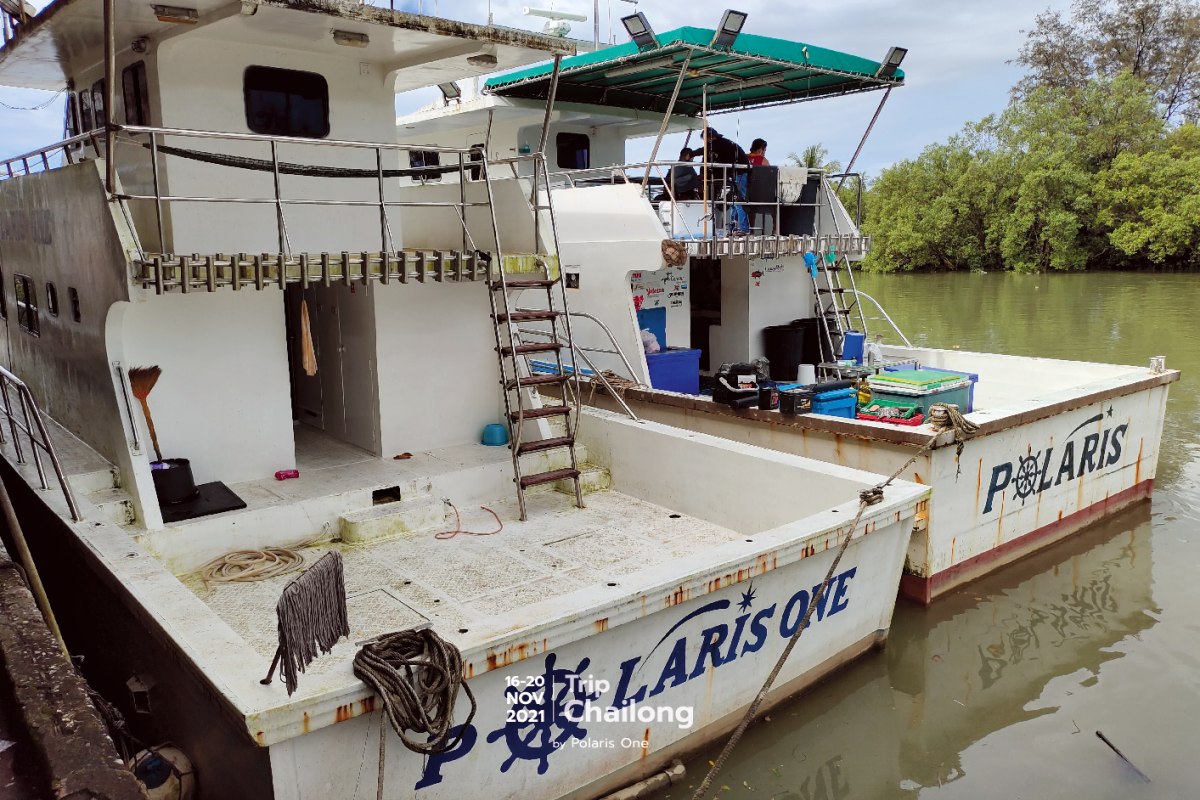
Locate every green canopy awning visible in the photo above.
<box><xmin>484</xmin><ymin>26</ymin><xmax>902</xmax><ymax>115</ymax></box>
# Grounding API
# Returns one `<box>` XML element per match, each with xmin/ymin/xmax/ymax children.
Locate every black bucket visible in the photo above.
<box><xmin>151</xmin><ymin>458</ymin><xmax>199</xmax><ymax>505</ymax></box>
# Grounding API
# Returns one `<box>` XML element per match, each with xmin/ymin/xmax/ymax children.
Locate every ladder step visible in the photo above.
<box><xmin>818</xmin><ymin>288</ymin><xmax>848</xmax><ymax>293</ymax></box>
<box><xmin>495</xmin><ymin>310</ymin><xmax>561</xmax><ymax>323</ymax></box>
<box><xmin>491</xmin><ymin>279</ymin><xmax>558</xmax><ymax>290</ymax></box>
<box><xmin>500</xmin><ymin>342</ymin><xmax>563</xmax><ymax>357</ymax></box>
<box><xmin>519</xmin><ymin>468</ymin><xmax>581</xmax><ymax>489</ymax></box>
<box><xmin>505</xmin><ymin>374</ymin><xmax>570</xmax><ymax>390</ymax></box>
<box><xmin>510</xmin><ymin>405</ymin><xmax>571</xmax><ymax>422</ymax></box>
<box><xmin>515</xmin><ymin>435</ymin><xmax>575</xmax><ymax>456</ymax></box>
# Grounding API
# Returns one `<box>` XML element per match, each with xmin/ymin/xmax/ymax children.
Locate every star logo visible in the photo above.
<box><xmin>1106</xmin><ymin>405</ymin><xmax>1113</xmax><ymax>417</ymax></box>
<box><xmin>738</xmin><ymin>585</ymin><xmax>756</xmax><ymax>612</ymax></box>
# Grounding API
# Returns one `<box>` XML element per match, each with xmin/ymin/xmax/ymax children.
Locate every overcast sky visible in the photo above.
<box><xmin>1</xmin><ymin>0</ymin><xmax>1071</xmax><ymax>175</ymax></box>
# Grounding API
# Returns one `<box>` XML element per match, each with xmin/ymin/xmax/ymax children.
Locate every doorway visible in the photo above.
<box><xmin>284</xmin><ymin>282</ymin><xmax>380</xmax><ymax>455</ymax></box>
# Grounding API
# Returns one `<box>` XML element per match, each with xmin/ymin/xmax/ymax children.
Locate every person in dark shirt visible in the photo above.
<box><xmin>669</xmin><ymin>147</ymin><xmax>701</xmax><ymax>200</ymax></box>
<box><xmin>694</xmin><ymin>127</ymin><xmax>750</xmax><ymax>233</ymax></box>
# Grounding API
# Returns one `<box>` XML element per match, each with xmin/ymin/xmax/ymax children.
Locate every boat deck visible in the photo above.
<box><xmin>180</xmin><ymin>487</ymin><xmax>741</xmax><ymax>675</ymax></box>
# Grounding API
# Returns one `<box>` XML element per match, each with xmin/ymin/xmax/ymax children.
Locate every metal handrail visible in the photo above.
<box><xmin>0</xmin><ymin>366</ymin><xmax>83</xmax><ymax>521</ymax></box>
<box><xmin>851</xmin><ymin>289</ymin><xmax>913</xmax><ymax>348</ymax></box>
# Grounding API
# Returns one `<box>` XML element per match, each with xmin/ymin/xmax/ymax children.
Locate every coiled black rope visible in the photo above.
<box><xmin>352</xmin><ymin>627</ymin><xmax>476</xmax><ymax>756</ymax></box>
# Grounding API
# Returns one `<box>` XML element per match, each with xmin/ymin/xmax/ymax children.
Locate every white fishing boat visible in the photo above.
<box><xmin>0</xmin><ymin>3</ymin><xmax>929</xmax><ymax>799</ymax></box>
<box><xmin>397</xmin><ymin>17</ymin><xmax>1179</xmax><ymax>605</ymax></box>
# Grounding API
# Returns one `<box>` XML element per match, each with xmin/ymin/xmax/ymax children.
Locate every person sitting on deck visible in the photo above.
<box><xmin>747</xmin><ymin>138</ymin><xmax>770</xmax><ymax>167</ymax></box>
<box><xmin>694</xmin><ymin>127</ymin><xmax>750</xmax><ymax>234</ymax></box>
<box><xmin>658</xmin><ymin>147</ymin><xmax>701</xmax><ymax>201</ymax></box>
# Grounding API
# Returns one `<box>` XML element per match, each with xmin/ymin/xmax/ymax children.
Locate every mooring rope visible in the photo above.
<box><xmin>352</xmin><ymin>628</ymin><xmax>477</xmax><ymax>756</ymax></box>
<box><xmin>690</xmin><ymin>402</ymin><xmax>976</xmax><ymax>800</ymax></box>
<box><xmin>200</xmin><ymin>546</ymin><xmax>306</xmax><ymax>583</ymax></box>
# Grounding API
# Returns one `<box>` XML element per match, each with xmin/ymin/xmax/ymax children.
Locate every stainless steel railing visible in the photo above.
<box><xmin>851</xmin><ymin>289</ymin><xmax>913</xmax><ymax>347</ymax></box>
<box><xmin>0</xmin><ymin>366</ymin><xmax>82</xmax><ymax>521</ymax></box>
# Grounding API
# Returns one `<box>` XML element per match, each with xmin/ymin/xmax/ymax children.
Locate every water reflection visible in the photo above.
<box><xmin>652</xmin><ymin>506</ymin><xmax>1155</xmax><ymax>800</ymax></box>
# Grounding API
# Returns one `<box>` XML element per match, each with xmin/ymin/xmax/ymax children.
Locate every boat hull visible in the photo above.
<box><xmin>586</xmin><ymin>366</ymin><xmax>1173</xmax><ymax>606</ymax></box>
<box><xmin>266</xmin><ymin>516</ymin><xmax>911</xmax><ymax>800</ymax></box>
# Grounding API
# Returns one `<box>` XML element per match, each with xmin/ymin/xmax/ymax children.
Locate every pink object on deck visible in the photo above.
<box><xmin>275</xmin><ymin>469</ymin><xmax>300</xmax><ymax>481</ymax></box>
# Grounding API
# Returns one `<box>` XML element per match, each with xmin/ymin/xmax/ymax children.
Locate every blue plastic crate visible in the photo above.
<box><xmin>646</xmin><ymin>347</ymin><xmax>701</xmax><ymax>394</ymax></box>
<box><xmin>811</xmin><ymin>386</ymin><xmax>856</xmax><ymax>418</ymax></box>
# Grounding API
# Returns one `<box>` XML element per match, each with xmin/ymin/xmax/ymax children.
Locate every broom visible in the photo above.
<box><xmin>128</xmin><ymin>366</ymin><xmax>164</xmax><ymax>462</ymax></box>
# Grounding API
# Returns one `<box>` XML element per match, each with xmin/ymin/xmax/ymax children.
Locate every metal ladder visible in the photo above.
<box><xmin>482</xmin><ymin>152</ymin><xmax>585</xmax><ymax>521</ymax></box>
<box><xmin>810</xmin><ymin>249</ymin><xmax>869</xmax><ymax>365</ymax></box>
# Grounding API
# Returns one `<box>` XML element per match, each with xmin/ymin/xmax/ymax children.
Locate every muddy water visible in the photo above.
<box><xmin>651</xmin><ymin>272</ymin><xmax>1200</xmax><ymax>799</ymax></box>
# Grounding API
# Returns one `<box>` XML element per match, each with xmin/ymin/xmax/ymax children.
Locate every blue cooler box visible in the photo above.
<box><xmin>883</xmin><ymin>365</ymin><xmax>978</xmax><ymax>412</ymax></box>
<box><xmin>869</xmin><ymin>370</ymin><xmax>971</xmax><ymax>416</ymax></box>
<box><xmin>646</xmin><ymin>347</ymin><xmax>702</xmax><ymax>394</ymax></box>
<box><xmin>811</xmin><ymin>386</ymin><xmax>857</xmax><ymax>419</ymax></box>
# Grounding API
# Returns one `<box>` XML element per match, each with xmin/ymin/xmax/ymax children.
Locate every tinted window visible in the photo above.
<box><xmin>408</xmin><ymin>150</ymin><xmax>442</xmax><ymax>183</ymax></box>
<box><xmin>91</xmin><ymin>80</ymin><xmax>105</xmax><ymax>126</ymax></box>
<box><xmin>46</xmin><ymin>282</ymin><xmax>59</xmax><ymax>316</ymax></box>
<box><xmin>122</xmin><ymin>61</ymin><xmax>151</xmax><ymax>126</ymax></box>
<box><xmin>244</xmin><ymin>66</ymin><xmax>330</xmax><ymax>138</ymax></box>
<box><xmin>79</xmin><ymin>90</ymin><xmax>94</xmax><ymax>133</ymax></box>
<box><xmin>556</xmin><ymin>132</ymin><xmax>590</xmax><ymax>170</ymax></box>
<box><xmin>14</xmin><ymin>274</ymin><xmax>38</xmax><ymax>336</ymax></box>
<box><xmin>68</xmin><ymin>287</ymin><xmax>81</xmax><ymax>323</ymax></box>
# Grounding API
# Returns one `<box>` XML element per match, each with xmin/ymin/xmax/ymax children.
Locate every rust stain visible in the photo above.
<box><xmin>360</xmin><ymin>697</ymin><xmax>376</xmax><ymax>715</ymax></box>
<box><xmin>913</xmin><ymin>472</ymin><xmax>925</xmax><ymax>484</ymax></box>
<box><xmin>594</xmin><ymin>617</ymin><xmax>609</xmax><ymax>633</ymax></box>
<box><xmin>975</xmin><ymin>458</ymin><xmax>983</xmax><ymax>513</ymax></box>
<box><xmin>669</xmin><ymin>585</ymin><xmax>689</xmax><ymax>606</ymax></box>
<box><xmin>335</xmin><ymin>704</ymin><xmax>353</xmax><ymax>723</ymax></box>
<box><xmin>707</xmin><ymin>577</ymin><xmax>723</xmax><ymax>594</ymax></box>
<box><xmin>255</xmin><ymin>731</ymin><xmax>266</xmax><ymax>746</ymax></box>
<box><xmin>302</xmin><ymin>712</ymin><xmax>311</xmax><ymax>734</ymax></box>
<box><xmin>466</xmin><ymin>662</ymin><xmax>475</xmax><ymax>679</ymax></box>
<box><xmin>1057</xmin><ymin>510</ymin><xmax>1063</xmax><ymax>520</ymax></box>
<box><xmin>1135</xmin><ymin>439</ymin><xmax>1144</xmax><ymax>483</ymax></box>
<box><xmin>641</xmin><ymin>727</ymin><xmax>651</xmax><ymax>759</ymax></box>
<box><xmin>487</xmin><ymin>652</ymin><xmax>499</xmax><ymax>671</ymax></box>
<box><xmin>833</xmin><ymin>433</ymin><xmax>844</xmax><ymax>462</ymax></box>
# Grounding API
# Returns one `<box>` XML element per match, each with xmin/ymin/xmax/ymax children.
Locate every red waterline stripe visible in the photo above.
<box><xmin>899</xmin><ymin>479</ymin><xmax>1155</xmax><ymax>606</ymax></box>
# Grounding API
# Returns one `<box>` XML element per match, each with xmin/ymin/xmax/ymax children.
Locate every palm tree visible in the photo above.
<box><xmin>787</xmin><ymin>144</ymin><xmax>843</xmax><ymax>174</ymax></box>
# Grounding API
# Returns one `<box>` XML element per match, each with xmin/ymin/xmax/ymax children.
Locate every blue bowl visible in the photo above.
<box><xmin>481</xmin><ymin>423</ymin><xmax>510</xmax><ymax>447</ymax></box>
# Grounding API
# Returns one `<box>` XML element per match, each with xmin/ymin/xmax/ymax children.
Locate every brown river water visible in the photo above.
<box><xmin>650</xmin><ymin>272</ymin><xmax>1200</xmax><ymax>800</ymax></box>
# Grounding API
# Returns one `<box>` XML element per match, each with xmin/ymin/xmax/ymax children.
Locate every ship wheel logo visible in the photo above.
<box><xmin>486</xmin><ymin>653</ymin><xmax>601</xmax><ymax>775</ymax></box>
<box><xmin>1013</xmin><ymin>455</ymin><xmax>1041</xmax><ymax>501</ymax></box>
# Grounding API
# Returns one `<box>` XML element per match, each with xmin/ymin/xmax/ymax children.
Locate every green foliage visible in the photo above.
<box><xmin>861</xmin><ymin>74</ymin><xmax>1187</xmax><ymax>272</ymax></box>
<box><xmin>1097</xmin><ymin>123</ymin><xmax>1200</xmax><ymax>266</ymax></box>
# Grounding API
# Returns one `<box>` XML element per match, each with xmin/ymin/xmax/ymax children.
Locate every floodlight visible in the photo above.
<box><xmin>331</xmin><ymin>30</ymin><xmax>369</xmax><ymax>48</ymax></box>
<box><xmin>621</xmin><ymin>12</ymin><xmax>658</xmax><ymax>51</ymax></box>
<box><xmin>876</xmin><ymin>46</ymin><xmax>907</xmax><ymax>78</ymax></box>
<box><xmin>152</xmin><ymin>4</ymin><xmax>198</xmax><ymax>24</ymax></box>
<box><xmin>711</xmin><ymin>9</ymin><xmax>747</xmax><ymax>49</ymax></box>
<box><xmin>438</xmin><ymin>82</ymin><xmax>462</xmax><ymax>104</ymax></box>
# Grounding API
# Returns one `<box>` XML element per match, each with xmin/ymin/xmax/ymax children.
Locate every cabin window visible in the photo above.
<box><xmin>91</xmin><ymin>80</ymin><xmax>106</xmax><ymax>126</ymax></box>
<box><xmin>556</xmin><ymin>132</ymin><xmax>590</xmax><ymax>170</ymax></box>
<box><xmin>408</xmin><ymin>150</ymin><xmax>442</xmax><ymax>183</ymax></box>
<box><xmin>122</xmin><ymin>61</ymin><xmax>151</xmax><ymax>126</ymax></box>
<box><xmin>468</xmin><ymin>143</ymin><xmax>485</xmax><ymax>181</ymax></box>
<box><xmin>45</xmin><ymin>282</ymin><xmax>59</xmax><ymax>317</ymax></box>
<box><xmin>79</xmin><ymin>90</ymin><xmax>94</xmax><ymax>134</ymax></box>
<box><xmin>243</xmin><ymin>66</ymin><xmax>330</xmax><ymax>139</ymax></box>
<box><xmin>64</xmin><ymin>92</ymin><xmax>80</xmax><ymax>138</ymax></box>
<box><xmin>14</xmin><ymin>274</ymin><xmax>39</xmax><ymax>336</ymax></box>
<box><xmin>68</xmin><ymin>287</ymin><xmax>81</xmax><ymax>323</ymax></box>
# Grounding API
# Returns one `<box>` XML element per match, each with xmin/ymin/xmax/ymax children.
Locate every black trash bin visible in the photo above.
<box><xmin>792</xmin><ymin>317</ymin><xmax>835</xmax><ymax>365</ymax></box>
<box><xmin>762</xmin><ymin>324</ymin><xmax>806</xmax><ymax>382</ymax></box>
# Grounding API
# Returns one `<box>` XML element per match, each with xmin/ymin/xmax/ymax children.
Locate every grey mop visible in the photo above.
<box><xmin>260</xmin><ymin>551</ymin><xmax>349</xmax><ymax>695</ymax></box>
